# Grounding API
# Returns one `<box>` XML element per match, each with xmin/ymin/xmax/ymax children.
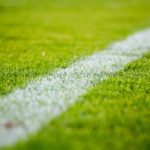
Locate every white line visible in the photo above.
<box><xmin>0</xmin><ymin>29</ymin><xmax>150</xmax><ymax>147</ymax></box>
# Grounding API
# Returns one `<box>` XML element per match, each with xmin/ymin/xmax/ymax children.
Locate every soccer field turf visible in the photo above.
<box><xmin>0</xmin><ymin>0</ymin><xmax>150</xmax><ymax>149</ymax></box>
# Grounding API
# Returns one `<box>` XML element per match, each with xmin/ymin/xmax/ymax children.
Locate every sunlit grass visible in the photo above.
<box><xmin>0</xmin><ymin>0</ymin><xmax>150</xmax><ymax>149</ymax></box>
<box><xmin>0</xmin><ymin>0</ymin><xmax>150</xmax><ymax>95</ymax></box>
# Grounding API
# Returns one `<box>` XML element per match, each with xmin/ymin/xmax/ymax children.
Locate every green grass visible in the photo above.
<box><xmin>0</xmin><ymin>0</ymin><xmax>150</xmax><ymax>95</ymax></box>
<box><xmin>5</xmin><ymin>52</ymin><xmax>150</xmax><ymax>150</ymax></box>
<box><xmin>0</xmin><ymin>0</ymin><xmax>150</xmax><ymax>149</ymax></box>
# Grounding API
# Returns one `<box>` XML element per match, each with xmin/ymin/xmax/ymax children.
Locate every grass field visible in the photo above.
<box><xmin>0</xmin><ymin>0</ymin><xmax>150</xmax><ymax>149</ymax></box>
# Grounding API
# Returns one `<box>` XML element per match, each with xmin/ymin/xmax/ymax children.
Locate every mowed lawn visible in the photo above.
<box><xmin>0</xmin><ymin>0</ymin><xmax>150</xmax><ymax>149</ymax></box>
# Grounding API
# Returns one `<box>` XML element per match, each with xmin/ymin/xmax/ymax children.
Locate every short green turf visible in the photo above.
<box><xmin>0</xmin><ymin>0</ymin><xmax>150</xmax><ymax>150</ymax></box>
<box><xmin>5</xmin><ymin>53</ymin><xmax>150</xmax><ymax>150</ymax></box>
<box><xmin>0</xmin><ymin>0</ymin><xmax>150</xmax><ymax>95</ymax></box>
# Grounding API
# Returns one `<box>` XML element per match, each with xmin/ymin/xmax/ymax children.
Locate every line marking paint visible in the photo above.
<box><xmin>0</xmin><ymin>29</ymin><xmax>150</xmax><ymax>147</ymax></box>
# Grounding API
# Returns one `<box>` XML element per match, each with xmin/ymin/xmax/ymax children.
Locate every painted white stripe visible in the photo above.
<box><xmin>0</xmin><ymin>29</ymin><xmax>150</xmax><ymax>147</ymax></box>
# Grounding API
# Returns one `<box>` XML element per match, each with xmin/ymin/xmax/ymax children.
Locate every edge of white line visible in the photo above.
<box><xmin>0</xmin><ymin>28</ymin><xmax>150</xmax><ymax>147</ymax></box>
